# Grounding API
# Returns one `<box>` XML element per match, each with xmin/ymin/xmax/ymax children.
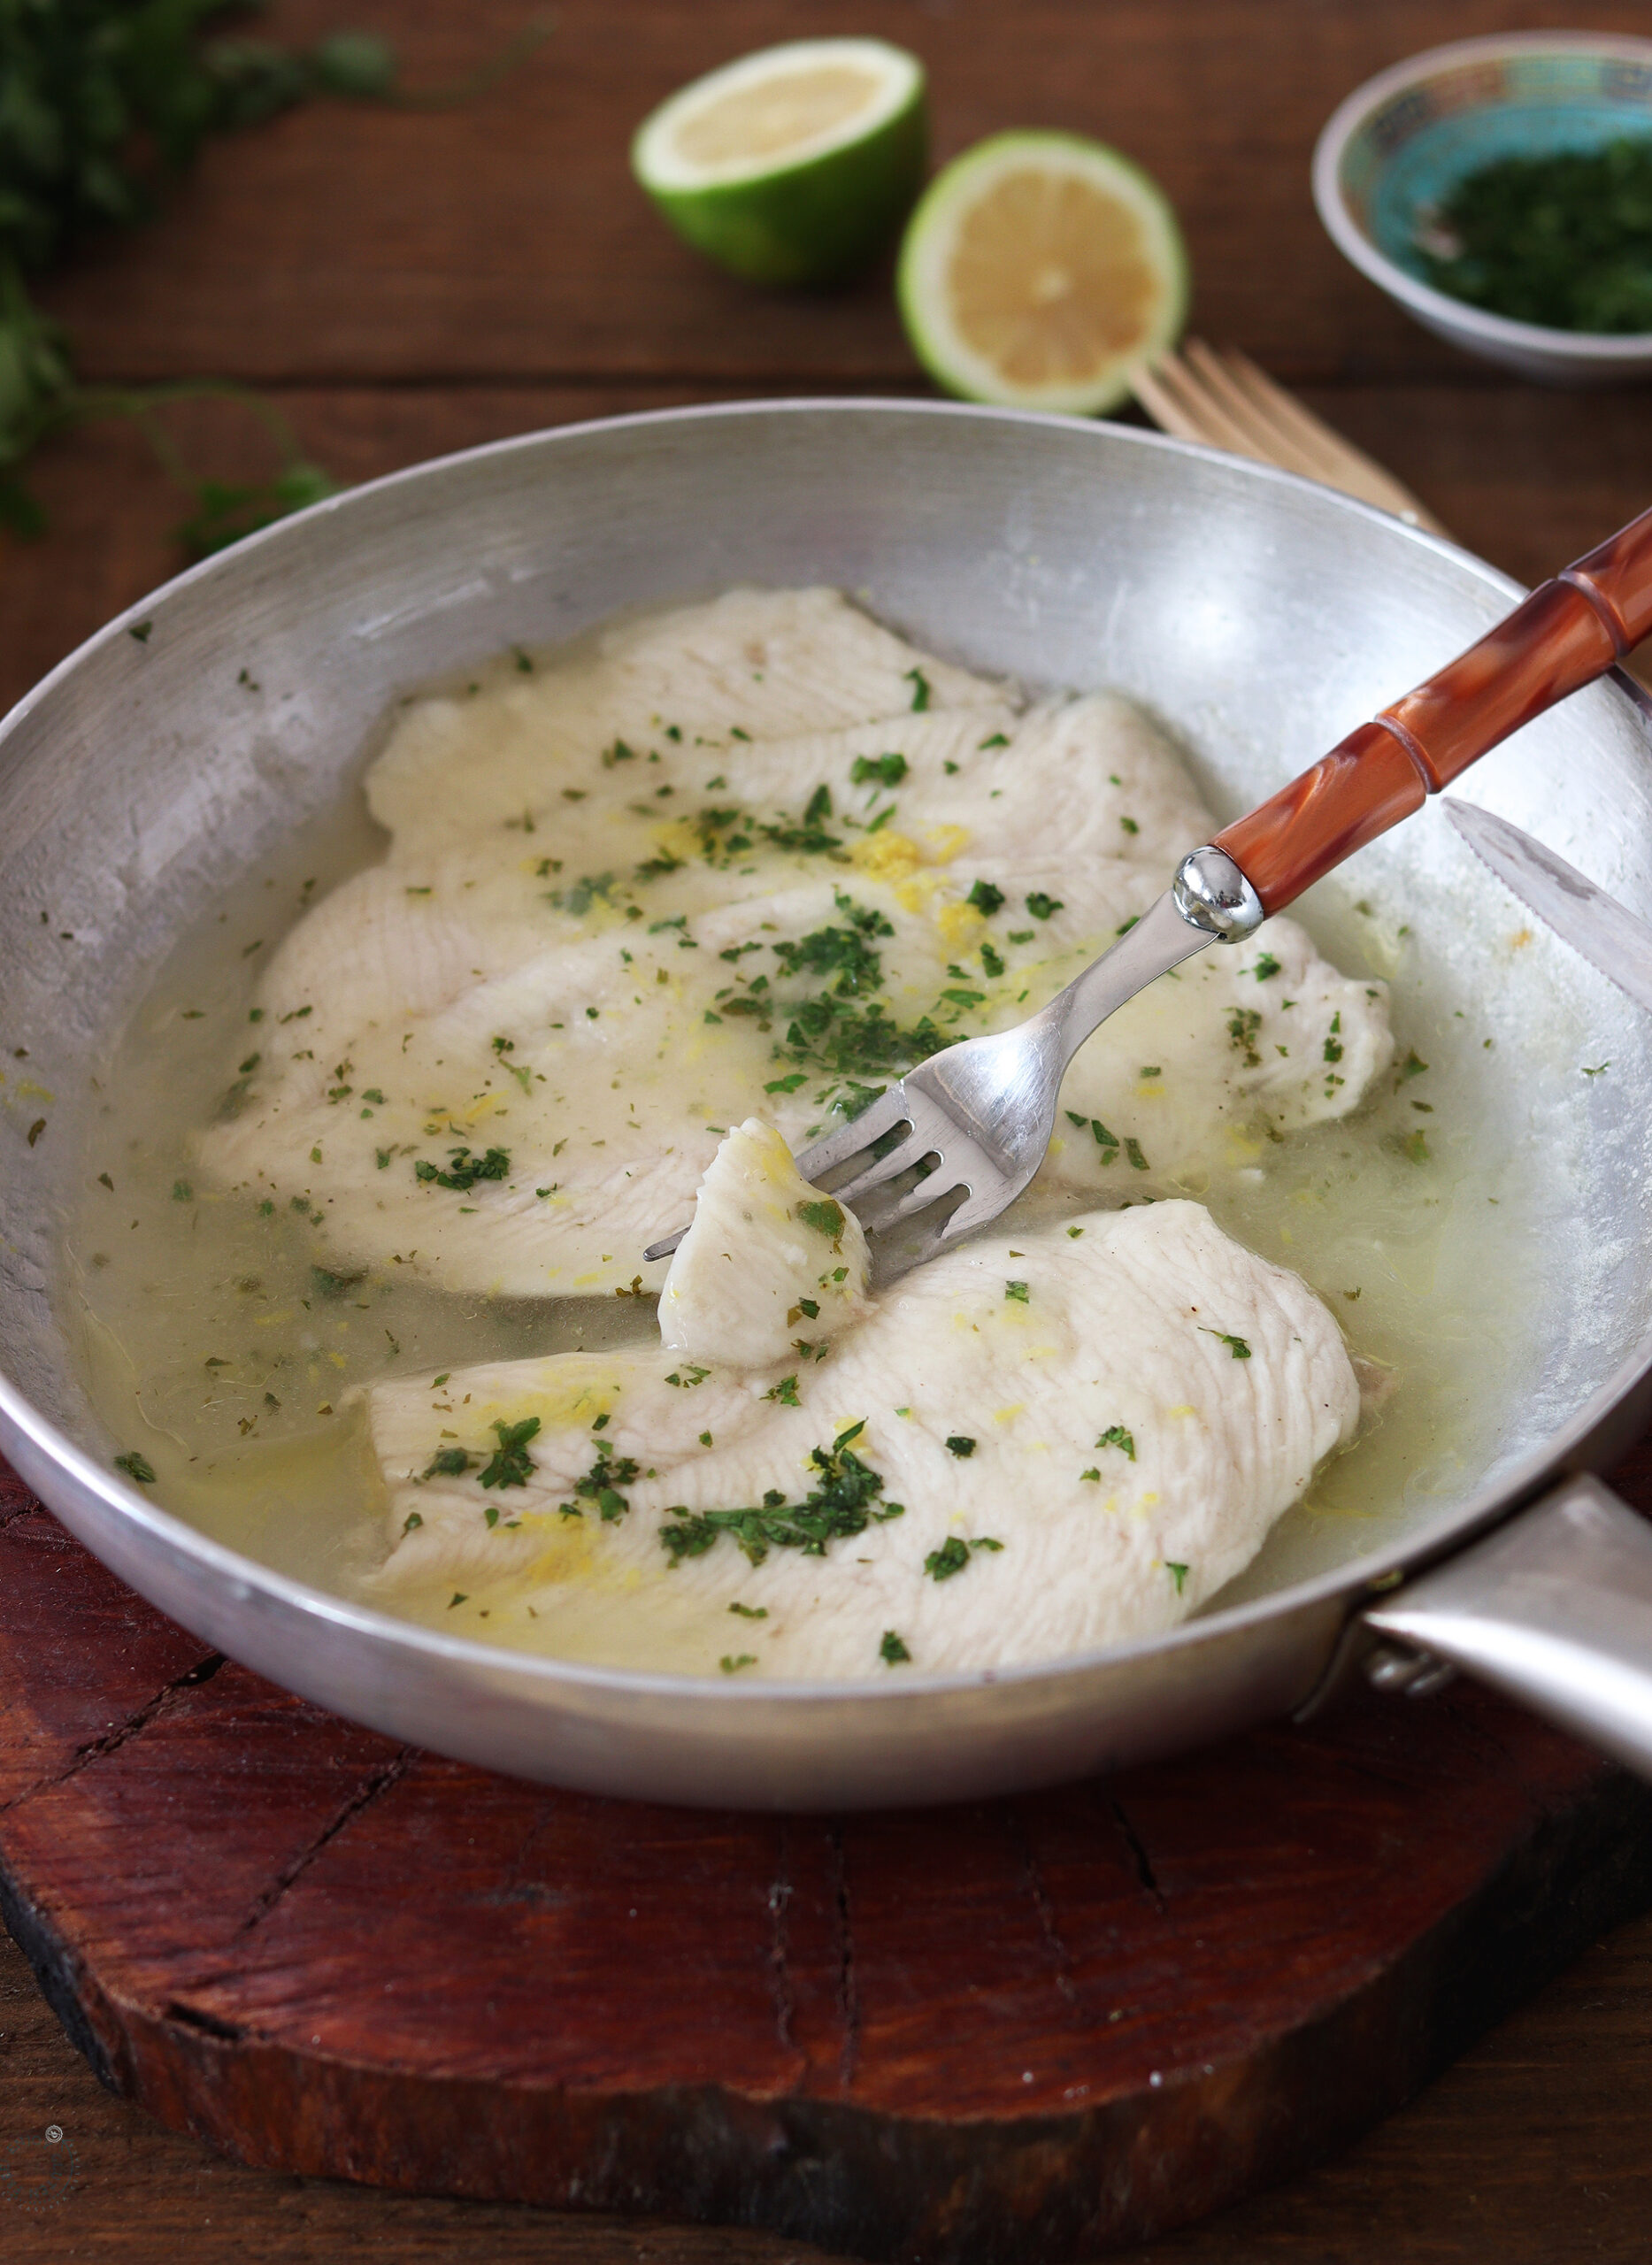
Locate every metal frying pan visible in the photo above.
<box><xmin>4</xmin><ymin>400</ymin><xmax>1652</xmax><ymax>1810</ymax></box>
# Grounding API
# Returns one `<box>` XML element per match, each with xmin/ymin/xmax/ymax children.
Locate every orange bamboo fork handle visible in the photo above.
<box><xmin>1213</xmin><ymin>503</ymin><xmax>1652</xmax><ymax>917</ymax></box>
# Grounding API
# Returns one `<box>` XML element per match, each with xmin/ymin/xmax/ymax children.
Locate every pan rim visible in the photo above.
<box><xmin>4</xmin><ymin>394</ymin><xmax>1651</xmax><ymax>1708</ymax></box>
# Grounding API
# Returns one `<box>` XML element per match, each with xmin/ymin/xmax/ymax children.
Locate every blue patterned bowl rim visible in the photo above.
<box><xmin>1313</xmin><ymin>31</ymin><xmax>1652</xmax><ymax>357</ymax></box>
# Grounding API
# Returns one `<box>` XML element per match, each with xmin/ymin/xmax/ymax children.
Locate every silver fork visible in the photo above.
<box><xmin>642</xmin><ymin>850</ymin><xmax>1262</xmax><ymax>1278</ymax></box>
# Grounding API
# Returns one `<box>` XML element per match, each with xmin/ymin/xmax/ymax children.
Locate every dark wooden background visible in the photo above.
<box><xmin>4</xmin><ymin>2</ymin><xmax>1652</xmax><ymax>2256</ymax></box>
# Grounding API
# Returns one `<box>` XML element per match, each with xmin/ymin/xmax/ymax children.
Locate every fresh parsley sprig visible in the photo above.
<box><xmin>0</xmin><ymin>4</ymin><xmax>550</xmax><ymax>547</ymax></box>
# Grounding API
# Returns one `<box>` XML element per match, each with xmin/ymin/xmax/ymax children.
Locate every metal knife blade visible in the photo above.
<box><xmin>1444</xmin><ymin>798</ymin><xmax>1652</xmax><ymax>1018</ymax></box>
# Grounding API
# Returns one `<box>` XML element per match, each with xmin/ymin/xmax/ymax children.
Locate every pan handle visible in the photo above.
<box><xmin>1364</xmin><ymin>1475</ymin><xmax>1652</xmax><ymax>1780</ymax></box>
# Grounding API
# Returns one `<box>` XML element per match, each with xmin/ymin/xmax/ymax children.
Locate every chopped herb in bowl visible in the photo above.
<box><xmin>1418</xmin><ymin>139</ymin><xmax>1652</xmax><ymax>334</ymax></box>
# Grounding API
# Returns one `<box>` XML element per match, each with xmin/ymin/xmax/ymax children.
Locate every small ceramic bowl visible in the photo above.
<box><xmin>1313</xmin><ymin>32</ymin><xmax>1652</xmax><ymax>384</ymax></box>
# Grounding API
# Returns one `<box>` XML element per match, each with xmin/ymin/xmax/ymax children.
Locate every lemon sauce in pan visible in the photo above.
<box><xmin>64</xmin><ymin>645</ymin><xmax>1588</xmax><ymax>1651</ymax></box>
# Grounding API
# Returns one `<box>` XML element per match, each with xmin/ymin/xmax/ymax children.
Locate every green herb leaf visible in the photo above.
<box><xmin>925</xmin><ymin>1536</ymin><xmax>970</xmax><ymax>1581</ymax></box>
<box><xmin>1201</xmin><ymin>1330</ymin><xmax>1251</xmax><ymax>1359</ymax></box>
<box><xmin>850</xmin><ymin>751</ymin><xmax>907</xmax><ymax>788</ymax></box>
<box><xmin>478</xmin><ymin>1416</ymin><xmax>542</xmax><ymax>1490</ymax></box>
<box><xmin>796</xmin><ymin>1199</ymin><xmax>845</xmax><ymax>1238</ymax></box>
<box><xmin>420</xmin><ymin>1445</ymin><xmax>473</xmax><ymax>1481</ymax></box>
<box><xmin>661</xmin><ymin>1432</ymin><xmax>902</xmax><ymax>1570</ymax></box>
<box><xmin>413</xmin><ymin>1144</ymin><xmax>511</xmax><ymax>1192</ymax></box>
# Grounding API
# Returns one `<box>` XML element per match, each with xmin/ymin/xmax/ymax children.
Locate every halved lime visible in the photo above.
<box><xmin>897</xmin><ymin>131</ymin><xmax>1187</xmax><ymax>412</ymax></box>
<box><xmin>633</xmin><ymin>39</ymin><xmax>926</xmax><ymax>287</ymax></box>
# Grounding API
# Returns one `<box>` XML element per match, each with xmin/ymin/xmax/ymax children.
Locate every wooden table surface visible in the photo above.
<box><xmin>4</xmin><ymin>2</ymin><xmax>1652</xmax><ymax>2256</ymax></box>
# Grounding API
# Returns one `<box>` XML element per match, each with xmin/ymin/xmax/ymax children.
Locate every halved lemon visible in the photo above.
<box><xmin>633</xmin><ymin>39</ymin><xmax>927</xmax><ymax>288</ymax></box>
<box><xmin>897</xmin><ymin>131</ymin><xmax>1187</xmax><ymax>412</ymax></box>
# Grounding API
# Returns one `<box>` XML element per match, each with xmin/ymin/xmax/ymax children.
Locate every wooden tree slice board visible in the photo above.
<box><xmin>4</xmin><ymin>1455</ymin><xmax>1651</xmax><ymax>2263</ymax></box>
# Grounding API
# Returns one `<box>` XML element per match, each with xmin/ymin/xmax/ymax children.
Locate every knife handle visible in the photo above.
<box><xmin>1214</xmin><ymin>502</ymin><xmax>1652</xmax><ymax>917</ymax></box>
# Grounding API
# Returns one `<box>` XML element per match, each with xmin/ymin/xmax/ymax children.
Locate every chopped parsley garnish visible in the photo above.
<box><xmin>966</xmin><ymin>879</ymin><xmax>1005</xmax><ymax>916</ymax></box>
<box><xmin>925</xmin><ymin>1534</ymin><xmax>1003</xmax><ymax>1581</ymax></box>
<box><xmin>1399</xmin><ymin>1048</ymin><xmax>1428</xmax><ymax>1079</ymax></box>
<box><xmin>978</xmin><ymin>732</ymin><xmax>1009</xmax><ymax>749</ymax></box>
<box><xmin>1124</xmin><ymin>1137</ymin><xmax>1149</xmax><ymax>1171</ymax></box>
<box><xmin>850</xmin><ymin>751</ymin><xmax>907</xmax><ymax>788</ymax></box>
<box><xmin>550</xmin><ymin>871</ymin><xmax>616</xmax><ymax>914</ymax></box>
<box><xmin>415</xmin><ymin>1145</ymin><xmax>511</xmax><ymax>1192</ymax></box>
<box><xmin>980</xmin><ymin>941</ymin><xmax>1005</xmax><ymax>978</ymax></box>
<box><xmin>665</xmin><ymin>1364</ymin><xmax>711</xmax><ymax>1388</ymax></box>
<box><xmin>796</xmin><ymin>1199</ymin><xmax>845</xmax><ymax>1239</ymax></box>
<box><xmin>803</xmin><ymin>784</ymin><xmax>833</xmax><ymax>825</ymax></box>
<box><xmin>1066</xmin><ymin>1111</ymin><xmax>1121</xmax><ymax>1161</ymax></box>
<box><xmin>114</xmin><ymin>1452</ymin><xmax>156</xmax><ymax>1485</ymax></box>
<box><xmin>1004</xmin><ymin>1279</ymin><xmax>1029</xmax><ymax>1303</ymax></box>
<box><xmin>1202</xmin><ymin>1331</ymin><xmax>1251</xmax><ymax>1359</ymax></box>
<box><xmin>729</xmin><ymin>1602</ymin><xmax>768</xmax><ymax>1619</ymax></box>
<box><xmin>477</xmin><ymin>1416</ymin><xmax>542</xmax><ymax>1490</ymax></box>
<box><xmin>1323</xmin><ymin>1011</ymin><xmax>1343</xmax><ymax>1064</ymax></box>
<box><xmin>903</xmin><ymin>667</ymin><xmax>931</xmax><ymax>711</ymax></box>
<box><xmin>1164</xmin><ymin>1560</ymin><xmax>1189</xmax><ymax>1595</ymax></box>
<box><xmin>1387</xmin><ymin>1128</ymin><xmax>1431</xmax><ymax>1165</ymax></box>
<box><xmin>1025</xmin><ymin>892</ymin><xmax>1064</xmax><ymax>920</ymax></box>
<box><xmin>925</xmin><ymin>1536</ymin><xmax>969</xmax><ymax>1582</ymax></box>
<box><xmin>765</xmin><ymin>1375</ymin><xmax>801</xmax><ymax>1407</ymax></box>
<box><xmin>1418</xmin><ymin>140</ymin><xmax>1652</xmax><ymax>334</ymax></box>
<box><xmin>311</xmin><ymin>1265</ymin><xmax>365</xmax><ymax>1300</ymax></box>
<box><xmin>719</xmin><ymin>1653</ymin><xmax>757</xmax><ymax>1673</ymax></box>
<box><xmin>561</xmin><ymin>1447</ymin><xmax>641</xmax><ymax>1522</ymax></box>
<box><xmin>1095</xmin><ymin>1425</ymin><xmax>1135</xmax><ymax>1460</ymax></box>
<box><xmin>420</xmin><ymin>1446</ymin><xmax>473</xmax><ymax>1480</ymax></box>
<box><xmin>771</xmin><ymin>909</ymin><xmax>889</xmax><ymax>996</ymax></box>
<box><xmin>660</xmin><ymin>1426</ymin><xmax>901</xmax><ymax>1568</ymax></box>
<box><xmin>1228</xmin><ymin>1007</ymin><xmax>1262</xmax><ymax>1067</ymax></box>
<box><xmin>945</xmin><ymin>1435</ymin><xmax>976</xmax><ymax>1457</ymax></box>
<box><xmin>1119</xmin><ymin>815</ymin><xmax>1139</xmax><ymax>835</ymax></box>
<box><xmin>880</xmin><ymin>1630</ymin><xmax>911</xmax><ymax>1665</ymax></box>
<box><xmin>1252</xmin><ymin>952</ymin><xmax>1281</xmax><ymax>980</ymax></box>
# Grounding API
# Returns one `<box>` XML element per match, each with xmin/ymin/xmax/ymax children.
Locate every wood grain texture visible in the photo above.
<box><xmin>3</xmin><ymin>1455</ymin><xmax>1652</xmax><ymax>2261</ymax></box>
<box><xmin>30</xmin><ymin>0</ymin><xmax>1652</xmax><ymax>391</ymax></box>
